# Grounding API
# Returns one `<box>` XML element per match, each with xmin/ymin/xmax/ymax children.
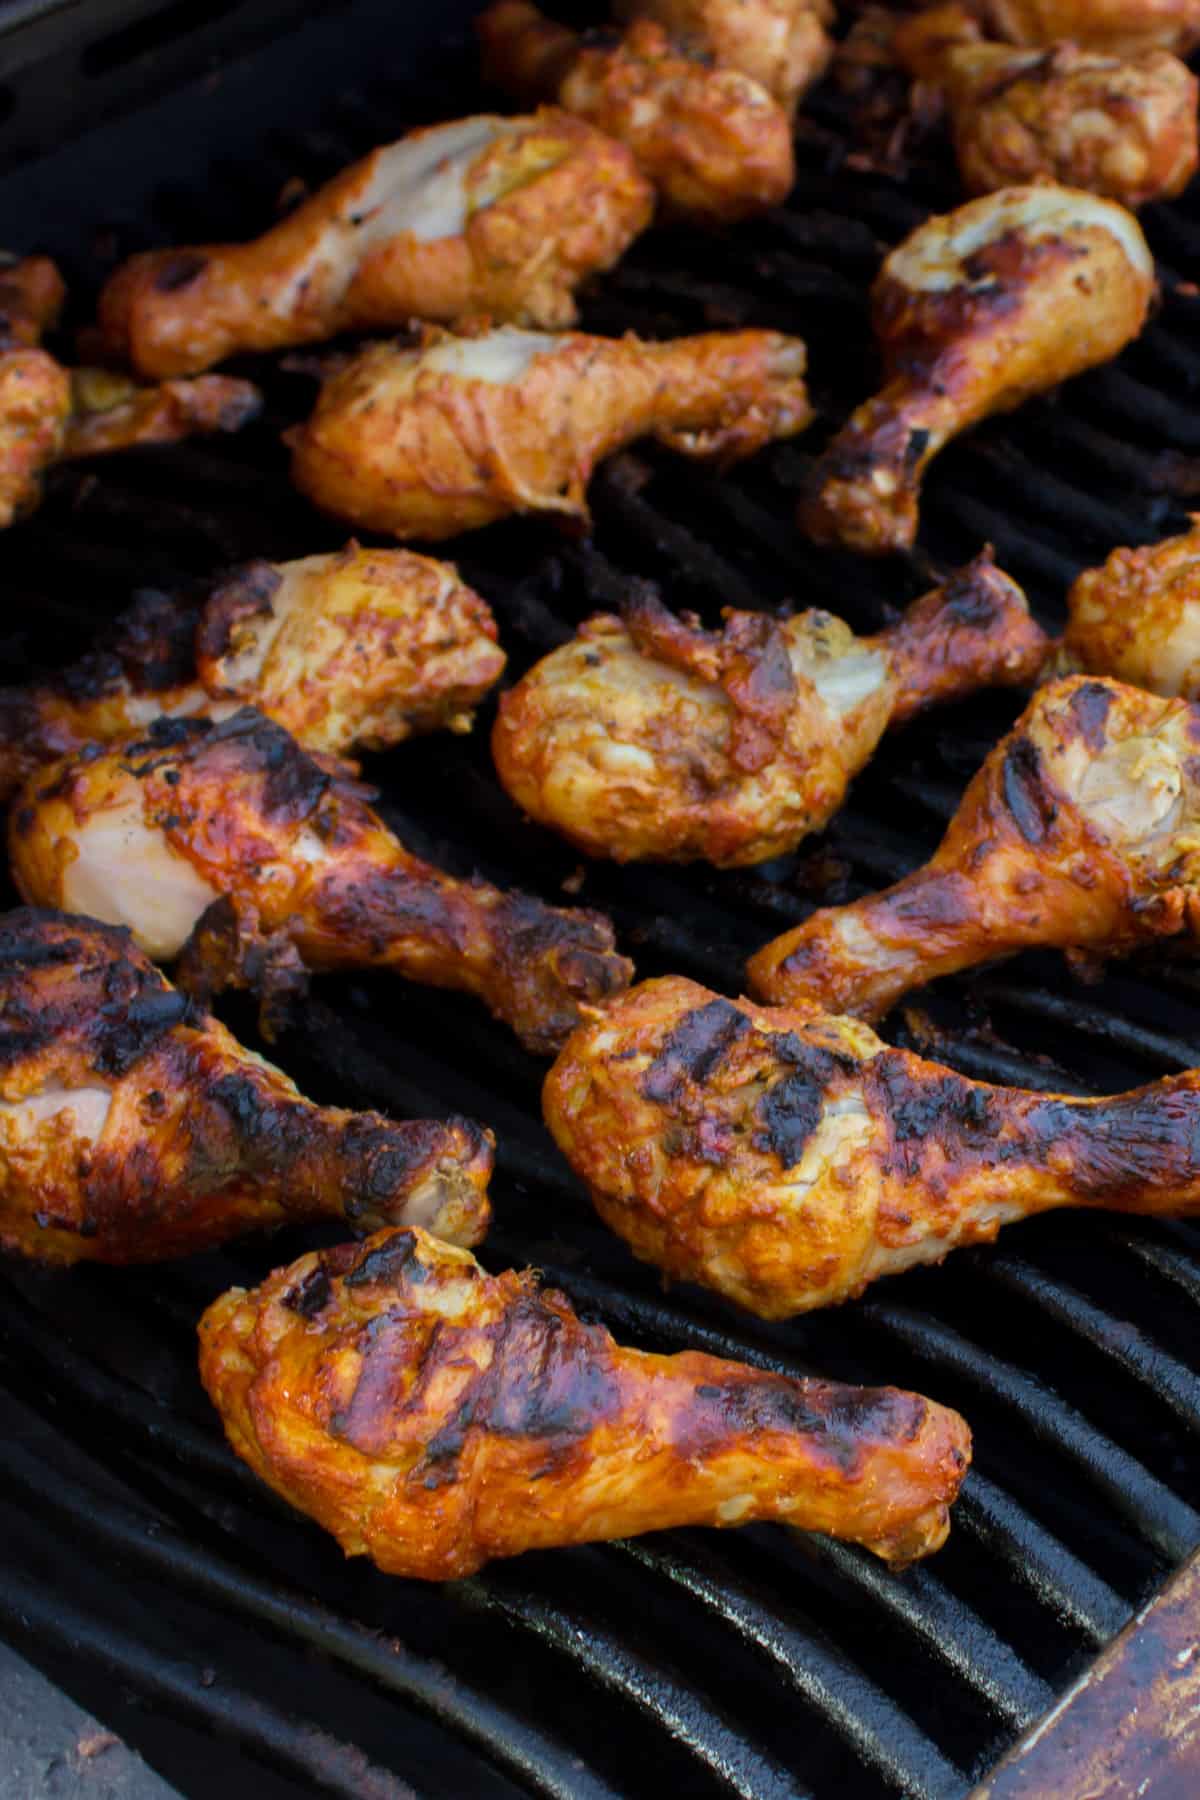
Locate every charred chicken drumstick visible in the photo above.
<box><xmin>199</xmin><ymin>1224</ymin><xmax>971</xmax><ymax>1575</ymax></box>
<box><xmin>546</xmin><ymin>974</ymin><xmax>1200</xmax><ymax>1317</ymax></box>
<box><xmin>1063</xmin><ymin>518</ymin><xmax>1200</xmax><ymax>699</ymax></box>
<box><xmin>493</xmin><ymin>553</ymin><xmax>1047</xmax><ymax>866</ymax></box>
<box><xmin>748</xmin><ymin>675</ymin><xmax>1200</xmax><ymax>1020</ymax></box>
<box><xmin>0</xmin><ymin>256</ymin><xmax>258</xmax><ymax>528</ymax></box>
<box><xmin>612</xmin><ymin>0</ymin><xmax>835</xmax><ymax>115</ymax></box>
<box><xmin>478</xmin><ymin>3</ymin><xmax>794</xmax><ymax>223</ymax></box>
<box><xmin>0</xmin><ymin>543</ymin><xmax>505</xmax><ymax>802</ymax></box>
<box><xmin>801</xmin><ymin>185</ymin><xmax>1155</xmax><ymax>556</ymax></box>
<box><xmin>96</xmin><ymin>112</ymin><xmax>653</xmax><ymax>378</ymax></box>
<box><xmin>0</xmin><ymin>910</ymin><xmax>491</xmax><ymax>1265</ymax></box>
<box><xmin>288</xmin><ymin>325</ymin><xmax>813</xmax><ymax>541</ymax></box>
<box><xmin>10</xmin><ymin>710</ymin><xmax>632</xmax><ymax>1055</ymax></box>
<box><xmin>893</xmin><ymin>7</ymin><xmax>1198</xmax><ymax>206</ymax></box>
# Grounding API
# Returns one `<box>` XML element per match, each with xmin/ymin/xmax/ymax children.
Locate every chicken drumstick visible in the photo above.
<box><xmin>972</xmin><ymin>0</ymin><xmax>1200</xmax><ymax>56</ymax></box>
<box><xmin>199</xmin><ymin>1224</ymin><xmax>971</xmax><ymax>1576</ymax></box>
<box><xmin>1063</xmin><ymin>518</ymin><xmax>1200</xmax><ymax>699</ymax></box>
<box><xmin>10</xmin><ymin>710</ymin><xmax>632</xmax><ymax>1055</ymax></box>
<box><xmin>493</xmin><ymin>552</ymin><xmax>1047</xmax><ymax>866</ymax></box>
<box><xmin>612</xmin><ymin>0</ymin><xmax>835</xmax><ymax>115</ymax></box>
<box><xmin>748</xmin><ymin>675</ymin><xmax>1200</xmax><ymax>1019</ymax></box>
<box><xmin>0</xmin><ymin>909</ymin><xmax>491</xmax><ymax>1264</ymax></box>
<box><xmin>800</xmin><ymin>185</ymin><xmax>1155</xmax><ymax>555</ymax></box>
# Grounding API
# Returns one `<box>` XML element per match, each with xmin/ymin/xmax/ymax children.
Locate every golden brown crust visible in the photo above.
<box><xmin>198</xmin><ymin>1224</ymin><xmax>971</xmax><ymax>1575</ymax></box>
<box><xmin>61</xmin><ymin>368</ymin><xmax>261</xmax><ymax>459</ymax></box>
<box><xmin>544</xmin><ymin>974</ymin><xmax>1200</xmax><ymax>1317</ymax></box>
<box><xmin>748</xmin><ymin>675</ymin><xmax>1200</xmax><ymax>1018</ymax></box>
<box><xmin>1064</xmin><ymin>517</ymin><xmax>1200</xmax><ymax>697</ymax></box>
<box><xmin>800</xmin><ymin>185</ymin><xmax>1155</xmax><ymax>555</ymax></box>
<box><xmin>979</xmin><ymin>0</ymin><xmax>1200</xmax><ymax>56</ymax></box>
<box><xmin>96</xmin><ymin>111</ymin><xmax>654</xmax><ymax>376</ymax></box>
<box><xmin>288</xmin><ymin>325</ymin><xmax>812</xmax><ymax>541</ymax></box>
<box><xmin>0</xmin><ymin>908</ymin><xmax>492</xmax><ymax>1264</ymax></box>
<box><xmin>0</xmin><ymin>257</ymin><xmax>71</xmax><ymax>528</ymax></box>
<box><xmin>613</xmin><ymin>0</ymin><xmax>835</xmax><ymax>115</ymax></box>
<box><xmin>492</xmin><ymin>554</ymin><xmax>1046</xmax><ymax>866</ymax></box>
<box><xmin>10</xmin><ymin>710</ymin><xmax>632</xmax><ymax>1055</ymax></box>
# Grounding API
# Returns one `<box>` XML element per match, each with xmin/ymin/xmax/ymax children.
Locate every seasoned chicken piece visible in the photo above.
<box><xmin>478</xmin><ymin>4</ymin><xmax>794</xmax><ymax>222</ymax></box>
<box><xmin>0</xmin><ymin>909</ymin><xmax>491</xmax><ymax>1265</ymax></box>
<box><xmin>977</xmin><ymin>0</ymin><xmax>1200</xmax><ymax>56</ymax></box>
<box><xmin>199</xmin><ymin>1224</ymin><xmax>971</xmax><ymax>1574</ymax></box>
<box><xmin>0</xmin><ymin>256</ymin><xmax>259</xmax><ymax>528</ymax></box>
<box><xmin>613</xmin><ymin>0</ymin><xmax>835</xmax><ymax>115</ymax></box>
<box><xmin>96</xmin><ymin>112</ymin><xmax>654</xmax><ymax>378</ymax></box>
<box><xmin>289</xmin><ymin>325</ymin><xmax>813</xmax><ymax>542</ymax></box>
<box><xmin>1063</xmin><ymin>519</ymin><xmax>1200</xmax><ymax>698</ymax></box>
<box><xmin>546</xmin><ymin>973</ymin><xmax>1200</xmax><ymax>1316</ymax></box>
<box><xmin>894</xmin><ymin>8</ymin><xmax>1198</xmax><ymax>206</ymax></box>
<box><xmin>10</xmin><ymin>710</ymin><xmax>632</xmax><ymax>1055</ymax></box>
<box><xmin>748</xmin><ymin>675</ymin><xmax>1200</xmax><ymax>1019</ymax></box>
<box><xmin>493</xmin><ymin>553</ymin><xmax>1047</xmax><ymax>867</ymax></box>
<box><xmin>801</xmin><ymin>185</ymin><xmax>1155</xmax><ymax>556</ymax></box>
<box><xmin>0</xmin><ymin>544</ymin><xmax>505</xmax><ymax>801</ymax></box>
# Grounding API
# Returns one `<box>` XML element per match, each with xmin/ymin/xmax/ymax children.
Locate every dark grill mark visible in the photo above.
<box><xmin>1002</xmin><ymin>737</ymin><xmax>1056</xmax><ymax>845</ymax></box>
<box><xmin>283</xmin><ymin>1266</ymin><xmax>333</xmax><ymax>1320</ymax></box>
<box><xmin>642</xmin><ymin>999</ymin><xmax>752</xmax><ymax>1105</ymax></box>
<box><xmin>1069</xmin><ymin>681</ymin><xmax>1117</xmax><ymax>754</ymax></box>
<box><xmin>755</xmin><ymin>1073</ymin><xmax>824</xmax><ymax>1168</ymax></box>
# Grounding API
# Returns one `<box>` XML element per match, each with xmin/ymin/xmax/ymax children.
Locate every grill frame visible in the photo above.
<box><xmin>5</xmin><ymin>4</ymin><xmax>1200</xmax><ymax>1795</ymax></box>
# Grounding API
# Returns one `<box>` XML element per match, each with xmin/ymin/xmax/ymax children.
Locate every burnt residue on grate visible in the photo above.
<box><xmin>5</xmin><ymin>9</ymin><xmax>1200</xmax><ymax>1799</ymax></box>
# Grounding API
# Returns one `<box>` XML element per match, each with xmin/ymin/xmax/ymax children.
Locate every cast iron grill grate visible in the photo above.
<box><xmin>3</xmin><ymin>7</ymin><xmax>1200</xmax><ymax>1795</ymax></box>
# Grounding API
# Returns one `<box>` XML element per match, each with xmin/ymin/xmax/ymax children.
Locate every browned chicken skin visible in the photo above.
<box><xmin>96</xmin><ymin>111</ymin><xmax>654</xmax><ymax>378</ymax></box>
<box><xmin>613</xmin><ymin>0</ymin><xmax>835</xmax><ymax>115</ymax></box>
<box><xmin>478</xmin><ymin>4</ymin><xmax>795</xmax><ymax>222</ymax></box>
<box><xmin>0</xmin><ymin>256</ymin><xmax>259</xmax><ymax>527</ymax></box>
<box><xmin>0</xmin><ymin>910</ymin><xmax>492</xmax><ymax>1265</ymax></box>
<box><xmin>493</xmin><ymin>553</ymin><xmax>1047</xmax><ymax>867</ymax></box>
<box><xmin>894</xmin><ymin>7</ymin><xmax>1198</xmax><ymax>206</ymax></box>
<box><xmin>545</xmin><ymin>974</ymin><xmax>1200</xmax><ymax>1317</ymax></box>
<box><xmin>974</xmin><ymin>0</ymin><xmax>1200</xmax><ymax>55</ymax></box>
<box><xmin>288</xmin><ymin>324</ymin><xmax>813</xmax><ymax>542</ymax></box>
<box><xmin>800</xmin><ymin>185</ymin><xmax>1155</xmax><ymax>556</ymax></box>
<box><xmin>1063</xmin><ymin>518</ymin><xmax>1200</xmax><ymax>698</ymax></box>
<box><xmin>748</xmin><ymin>675</ymin><xmax>1200</xmax><ymax>1020</ymax></box>
<box><xmin>199</xmin><ymin>1224</ymin><xmax>971</xmax><ymax>1575</ymax></box>
<box><xmin>0</xmin><ymin>544</ymin><xmax>505</xmax><ymax>802</ymax></box>
<box><xmin>9</xmin><ymin>710</ymin><xmax>632</xmax><ymax>1055</ymax></box>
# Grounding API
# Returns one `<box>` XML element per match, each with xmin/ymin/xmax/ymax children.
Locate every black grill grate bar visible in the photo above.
<box><xmin>890</xmin><ymin>1026</ymin><xmax>1094</xmax><ymax>1096</ymax></box>
<box><xmin>974</xmin><ymin>1254</ymin><xmax>1200</xmax><ymax>1435</ymax></box>
<box><xmin>0</xmin><ymin>1562</ymin><xmax>414</xmax><ymax>1800</ymax></box>
<box><xmin>859</xmin><ymin>1303</ymin><xmax>1200</xmax><ymax>1561</ymax></box>
<box><xmin>973</xmin><ymin>984</ymin><xmax>1200</xmax><ymax>1072</ymax></box>
<box><xmin>1082</xmin><ymin>364</ymin><xmax>1200</xmax><ymax>452</ymax></box>
<box><xmin>464</xmin><ymin>1576</ymin><xmax>813</xmax><ymax>1800</ymax></box>
<box><xmin>588</xmin><ymin>471</ymin><xmax>766</xmax><ymax>613</ymax></box>
<box><xmin>921</xmin><ymin>488</ymin><xmax>1083</xmax><ymax>595</ymax></box>
<box><xmin>0</xmin><ymin>1437</ymin><xmax>620</xmax><ymax>1800</ymax></box>
<box><xmin>956</xmin><ymin>436</ymin><xmax>1163</xmax><ymax>553</ymax></box>
<box><xmin>1103</xmin><ymin>1224</ymin><xmax>1200</xmax><ymax>1308</ymax></box>
<box><xmin>612</xmin><ymin>1537</ymin><xmax>966</xmax><ymax>1800</ymax></box>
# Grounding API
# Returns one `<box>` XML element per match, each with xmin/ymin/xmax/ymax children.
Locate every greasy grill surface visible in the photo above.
<box><xmin>5</xmin><ymin>9</ymin><xmax>1200</xmax><ymax>1796</ymax></box>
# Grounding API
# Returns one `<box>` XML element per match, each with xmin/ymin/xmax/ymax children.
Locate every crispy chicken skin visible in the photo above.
<box><xmin>612</xmin><ymin>0</ymin><xmax>835</xmax><ymax>116</ymax></box>
<box><xmin>60</xmin><ymin>365</ymin><xmax>261</xmax><ymax>460</ymax></box>
<box><xmin>976</xmin><ymin>0</ymin><xmax>1200</xmax><ymax>56</ymax></box>
<box><xmin>478</xmin><ymin>4</ymin><xmax>794</xmax><ymax>223</ymax></box>
<box><xmin>894</xmin><ymin>10</ymin><xmax>1198</xmax><ymax>206</ymax></box>
<box><xmin>199</xmin><ymin>1224</ymin><xmax>971</xmax><ymax>1574</ymax></box>
<box><xmin>288</xmin><ymin>325</ymin><xmax>813</xmax><ymax>542</ymax></box>
<box><xmin>493</xmin><ymin>553</ymin><xmax>1047</xmax><ymax>867</ymax></box>
<box><xmin>0</xmin><ymin>544</ymin><xmax>505</xmax><ymax>801</ymax></box>
<box><xmin>748</xmin><ymin>676</ymin><xmax>1200</xmax><ymax>1019</ymax></box>
<box><xmin>96</xmin><ymin>112</ymin><xmax>654</xmax><ymax>378</ymax></box>
<box><xmin>800</xmin><ymin>185</ymin><xmax>1155</xmax><ymax>556</ymax></box>
<box><xmin>0</xmin><ymin>910</ymin><xmax>491</xmax><ymax>1265</ymax></box>
<box><xmin>545</xmin><ymin>974</ymin><xmax>1200</xmax><ymax>1317</ymax></box>
<box><xmin>1063</xmin><ymin>519</ymin><xmax>1200</xmax><ymax>698</ymax></box>
<box><xmin>9</xmin><ymin>710</ymin><xmax>632</xmax><ymax>1056</ymax></box>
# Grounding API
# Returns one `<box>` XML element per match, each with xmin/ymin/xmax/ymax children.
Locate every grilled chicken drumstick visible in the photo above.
<box><xmin>801</xmin><ymin>185</ymin><xmax>1155</xmax><ymax>556</ymax></box>
<box><xmin>0</xmin><ymin>544</ymin><xmax>505</xmax><ymax>802</ymax></box>
<box><xmin>749</xmin><ymin>675</ymin><xmax>1200</xmax><ymax>1019</ymax></box>
<box><xmin>199</xmin><ymin>1224</ymin><xmax>971</xmax><ymax>1574</ymax></box>
<box><xmin>478</xmin><ymin>3</ymin><xmax>794</xmax><ymax>222</ymax></box>
<box><xmin>10</xmin><ymin>710</ymin><xmax>632</xmax><ymax>1055</ymax></box>
<box><xmin>0</xmin><ymin>910</ymin><xmax>491</xmax><ymax>1265</ymax></box>
<box><xmin>493</xmin><ymin>553</ymin><xmax>1047</xmax><ymax>867</ymax></box>
<box><xmin>96</xmin><ymin>112</ymin><xmax>653</xmax><ymax>378</ymax></box>
<box><xmin>288</xmin><ymin>325</ymin><xmax>813</xmax><ymax>541</ymax></box>
<box><xmin>546</xmin><ymin>974</ymin><xmax>1200</xmax><ymax>1316</ymax></box>
<box><xmin>612</xmin><ymin>0</ymin><xmax>835</xmax><ymax>115</ymax></box>
<box><xmin>0</xmin><ymin>256</ymin><xmax>259</xmax><ymax>528</ymax></box>
<box><xmin>894</xmin><ymin>8</ymin><xmax>1198</xmax><ymax>206</ymax></box>
<box><xmin>1063</xmin><ymin>518</ymin><xmax>1200</xmax><ymax>699</ymax></box>
<box><xmin>970</xmin><ymin>0</ymin><xmax>1200</xmax><ymax>55</ymax></box>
